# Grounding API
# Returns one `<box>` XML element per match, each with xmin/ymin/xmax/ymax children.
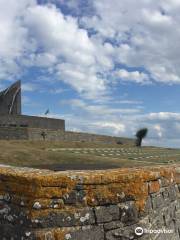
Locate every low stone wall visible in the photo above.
<box><xmin>28</xmin><ymin>128</ymin><xmax>133</xmax><ymax>145</ymax></box>
<box><xmin>0</xmin><ymin>164</ymin><xmax>180</xmax><ymax>239</ymax></box>
<box><xmin>0</xmin><ymin>115</ymin><xmax>65</xmax><ymax>131</ymax></box>
<box><xmin>0</xmin><ymin>127</ymin><xmax>28</xmax><ymax>140</ymax></box>
<box><xmin>0</xmin><ymin>126</ymin><xmax>134</xmax><ymax>144</ymax></box>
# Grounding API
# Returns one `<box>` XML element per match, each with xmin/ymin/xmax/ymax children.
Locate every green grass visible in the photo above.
<box><xmin>0</xmin><ymin>140</ymin><xmax>179</xmax><ymax>170</ymax></box>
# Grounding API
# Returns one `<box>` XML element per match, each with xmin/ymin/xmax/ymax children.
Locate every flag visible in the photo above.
<box><xmin>44</xmin><ymin>109</ymin><xmax>49</xmax><ymax>115</ymax></box>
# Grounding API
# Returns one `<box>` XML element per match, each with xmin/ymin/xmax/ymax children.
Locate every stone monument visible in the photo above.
<box><xmin>0</xmin><ymin>81</ymin><xmax>65</xmax><ymax>131</ymax></box>
<box><xmin>0</xmin><ymin>80</ymin><xmax>21</xmax><ymax>115</ymax></box>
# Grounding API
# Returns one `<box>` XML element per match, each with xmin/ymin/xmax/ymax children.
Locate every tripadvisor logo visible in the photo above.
<box><xmin>135</xmin><ymin>227</ymin><xmax>144</xmax><ymax>236</ymax></box>
<box><xmin>135</xmin><ymin>227</ymin><xmax>174</xmax><ymax>236</ymax></box>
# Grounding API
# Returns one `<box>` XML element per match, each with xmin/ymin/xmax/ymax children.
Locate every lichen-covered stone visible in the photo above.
<box><xmin>148</xmin><ymin>181</ymin><xmax>160</xmax><ymax>194</ymax></box>
<box><xmin>31</xmin><ymin>207</ymin><xmax>95</xmax><ymax>228</ymax></box>
<box><xmin>95</xmin><ymin>205</ymin><xmax>119</xmax><ymax>223</ymax></box>
<box><xmin>0</xmin><ymin>164</ymin><xmax>180</xmax><ymax>239</ymax></box>
<box><xmin>119</xmin><ymin>201</ymin><xmax>138</xmax><ymax>225</ymax></box>
<box><xmin>104</xmin><ymin>220</ymin><xmax>123</xmax><ymax>231</ymax></box>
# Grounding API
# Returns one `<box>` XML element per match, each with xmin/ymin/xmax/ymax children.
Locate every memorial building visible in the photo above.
<box><xmin>0</xmin><ymin>81</ymin><xmax>65</xmax><ymax>131</ymax></box>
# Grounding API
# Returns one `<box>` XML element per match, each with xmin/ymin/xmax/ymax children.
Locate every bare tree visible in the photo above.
<box><xmin>135</xmin><ymin>128</ymin><xmax>148</xmax><ymax>147</ymax></box>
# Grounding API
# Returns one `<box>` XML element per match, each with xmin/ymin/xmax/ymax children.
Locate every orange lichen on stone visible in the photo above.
<box><xmin>34</xmin><ymin>227</ymin><xmax>78</xmax><ymax>240</ymax></box>
<box><xmin>174</xmin><ymin>167</ymin><xmax>180</xmax><ymax>184</ymax></box>
<box><xmin>0</xmin><ymin>165</ymin><xmax>179</xmax><ymax>213</ymax></box>
<box><xmin>0</xmin><ymin>165</ymin><xmax>78</xmax><ymax>187</ymax></box>
<box><xmin>34</xmin><ymin>205</ymin><xmax>86</xmax><ymax>219</ymax></box>
<box><xmin>148</xmin><ymin>165</ymin><xmax>176</xmax><ymax>183</ymax></box>
<box><xmin>148</xmin><ymin>181</ymin><xmax>160</xmax><ymax>193</ymax></box>
<box><xmin>1</xmin><ymin>164</ymin><xmax>180</xmax><ymax>239</ymax></box>
<box><xmin>9</xmin><ymin>194</ymin><xmax>65</xmax><ymax>209</ymax></box>
<box><xmin>53</xmin><ymin>227</ymin><xmax>80</xmax><ymax>240</ymax></box>
<box><xmin>85</xmin><ymin>174</ymin><xmax>149</xmax><ymax>211</ymax></box>
<box><xmin>33</xmin><ymin>229</ymin><xmax>55</xmax><ymax>240</ymax></box>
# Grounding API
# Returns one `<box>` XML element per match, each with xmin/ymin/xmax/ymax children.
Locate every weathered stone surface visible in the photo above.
<box><xmin>151</xmin><ymin>193</ymin><xmax>164</xmax><ymax>210</ymax></box>
<box><xmin>33</xmin><ymin>226</ymin><xmax>105</xmax><ymax>240</ymax></box>
<box><xmin>63</xmin><ymin>190</ymin><xmax>86</xmax><ymax>204</ymax></box>
<box><xmin>119</xmin><ymin>201</ymin><xmax>138</xmax><ymax>225</ymax></box>
<box><xmin>0</xmin><ymin>224</ymin><xmax>31</xmax><ymax>239</ymax></box>
<box><xmin>0</xmin><ymin>165</ymin><xmax>180</xmax><ymax>239</ymax></box>
<box><xmin>95</xmin><ymin>205</ymin><xmax>119</xmax><ymax>223</ymax></box>
<box><xmin>168</xmin><ymin>185</ymin><xmax>178</xmax><ymax>201</ymax></box>
<box><xmin>65</xmin><ymin>226</ymin><xmax>104</xmax><ymax>240</ymax></box>
<box><xmin>0</xmin><ymin>80</ymin><xmax>21</xmax><ymax>115</ymax></box>
<box><xmin>31</xmin><ymin>207</ymin><xmax>95</xmax><ymax>228</ymax></box>
<box><xmin>140</xmin><ymin>196</ymin><xmax>152</xmax><ymax>217</ymax></box>
<box><xmin>150</xmin><ymin>213</ymin><xmax>165</xmax><ymax>229</ymax></box>
<box><xmin>106</xmin><ymin>224</ymin><xmax>138</xmax><ymax>240</ymax></box>
<box><xmin>148</xmin><ymin>181</ymin><xmax>160</xmax><ymax>194</ymax></box>
<box><xmin>104</xmin><ymin>220</ymin><xmax>123</xmax><ymax>231</ymax></box>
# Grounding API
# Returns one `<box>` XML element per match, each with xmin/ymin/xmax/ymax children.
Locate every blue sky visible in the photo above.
<box><xmin>1</xmin><ymin>0</ymin><xmax>180</xmax><ymax>147</ymax></box>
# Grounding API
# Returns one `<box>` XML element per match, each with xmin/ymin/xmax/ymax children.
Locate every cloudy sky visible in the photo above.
<box><xmin>1</xmin><ymin>0</ymin><xmax>180</xmax><ymax>147</ymax></box>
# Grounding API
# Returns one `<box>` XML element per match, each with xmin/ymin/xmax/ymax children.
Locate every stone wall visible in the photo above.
<box><xmin>0</xmin><ymin>126</ymin><xmax>28</xmax><ymax>140</ymax></box>
<box><xmin>0</xmin><ymin>126</ymin><xmax>134</xmax><ymax>144</ymax></box>
<box><xmin>28</xmin><ymin>128</ymin><xmax>133</xmax><ymax>145</ymax></box>
<box><xmin>0</xmin><ymin>115</ymin><xmax>65</xmax><ymax>131</ymax></box>
<box><xmin>0</xmin><ymin>164</ymin><xmax>180</xmax><ymax>239</ymax></box>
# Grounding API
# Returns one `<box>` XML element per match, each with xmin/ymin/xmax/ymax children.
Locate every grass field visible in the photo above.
<box><xmin>0</xmin><ymin>140</ymin><xmax>179</xmax><ymax>170</ymax></box>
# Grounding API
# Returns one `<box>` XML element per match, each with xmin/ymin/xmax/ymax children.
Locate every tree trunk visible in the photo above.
<box><xmin>136</xmin><ymin>137</ymin><xmax>142</xmax><ymax>147</ymax></box>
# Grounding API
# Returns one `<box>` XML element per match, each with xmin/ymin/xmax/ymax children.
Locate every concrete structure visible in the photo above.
<box><xmin>0</xmin><ymin>80</ymin><xmax>21</xmax><ymax>115</ymax></box>
<box><xmin>0</xmin><ymin>81</ymin><xmax>65</xmax><ymax>131</ymax></box>
<box><xmin>0</xmin><ymin>114</ymin><xmax>65</xmax><ymax>130</ymax></box>
<box><xmin>0</xmin><ymin>164</ymin><xmax>180</xmax><ymax>239</ymax></box>
<box><xmin>0</xmin><ymin>81</ymin><xmax>134</xmax><ymax>144</ymax></box>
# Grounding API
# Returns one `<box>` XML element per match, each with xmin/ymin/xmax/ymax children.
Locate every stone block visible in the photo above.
<box><xmin>64</xmin><ymin>226</ymin><xmax>105</xmax><ymax>240</ymax></box>
<box><xmin>151</xmin><ymin>193</ymin><xmax>164</xmax><ymax>210</ymax></box>
<box><xmin>119</xmin><ymin>201</ymin><xmax>138</xmax><ymax>225</ymax></box>
<box><xmin>140</xmin><ymin>196</ymin><xmax>152</xmax><ymax>217</ymax></box>
<box><xmin>32</xmin><ymin>207</ymin><xmax>95</xmax><ymax>228</ymax></box>
<box><xmin>95</xmin><ymin>205</ymin><xmax>119</xmax><ymax>223</ymax></box>
<box><xmin>151</xmin><ymin>214</ymin><xmax>165</xmax><ymax>229</ymax></box>
<box><xmin>104</xmin><ymin>220</ymin><xmax>123</xmax><ymax>231</ymax></box>
<box><xmin>159</xmin><ymin>177</ymin><xmax>171</xmax><ymax>187</ymax></box>
<box><xmin>168</xmin><ymin>185</ymin><xmax>177</xmax><ymax>201</ymax></box>
<box><xmin>105</xmin><ymin>223</ymin><xmax>147</xmax><ymax>240</ymax></box>
<box><xmin>148</xmin><ymin>181</ymin><xmax>160</xmax><ymax>194</ymax></box>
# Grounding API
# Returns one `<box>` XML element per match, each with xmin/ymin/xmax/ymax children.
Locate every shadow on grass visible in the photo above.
<box><xmin>31</xmin><ymin>163</ymin><xmax>120</xmax><ymax>171</ymax></box>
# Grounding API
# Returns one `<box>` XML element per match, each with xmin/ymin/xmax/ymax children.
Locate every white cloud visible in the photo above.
<box><xmin>147</xmin><ymin>112</ymin><xmax>180</xmax><ymax>120</ymax></box>
<box><xmin>65</xmin><ymin>98</ymin><xmax>141</xmax><ymax>115</ymax></box>
<box><xmin>22</xmin><ymin>83</ymin><xmax>38</xmax><ymax>92</ymax></box>
<box><xmin>81</xmin><ymin>0</ymin><xmax>180</xmax><ymax>85</ymax></box>
<box><xmin>56</xmin><ymin>63</ymin><xmax>106</xmax><ymax>97</ymax></box>
<box><xmin>2</xmin><ymin>0</ymin><xmax>180</xmax><ymax>90</ymax></box>
<box><xmin>0</xmin><ymin>0</ymin><xmax>36</xmax><ymax>80</ymax></box>
<box><xmin>24</xmin><ymin>4</ymin><xmax>95</xmax><ymax>56</ymax></box>
<box><xmin>57</xmin><ymin>105</ymin><xmax>180</xmax><ymax>147</ymax></box>
<box><xmin>23</xmin><ymin>3</ymin><xmax>114</xmax><ymax>98</ymax></box>
<box><xmin>116</xmin><ymin>69</ymin><xmax>149</xmax><ymax>84</ymax></box>
<box><xmin>115</xmin><ymin>100</ymin><xmax>143</xmax><ymax>105</ymax></box>
<box><xmin>0</xmin><ymin>1</ymin><xmax>109</xmax><ymax>98</ymax></box>
<box><xmin>153</xmin><ymin>124</ymin><xmax>163</xmax><ymax>138</ymax></box>
<box><xmin>1</xmin><ymin>0</ymin><xmax>180</xmax><ymax>147</ymax></box>
<box><xmin>47</xmin><ymin>96</ymin><xmax>180</xmax><ymax>147</ymax></box>
<box><xmin>93</xmin><ymin>121</ymin><xmax>126</xmax><ymax>135</ymax></box>
<box><xmin>2</xmin><ymin>0</ymin><xmax>180</xmax><ymax>93</ymax></box>
<box><xmin>142</xmin><ymin>9</ymin><xmax>173</xmax><ymax>27</ymax></box>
